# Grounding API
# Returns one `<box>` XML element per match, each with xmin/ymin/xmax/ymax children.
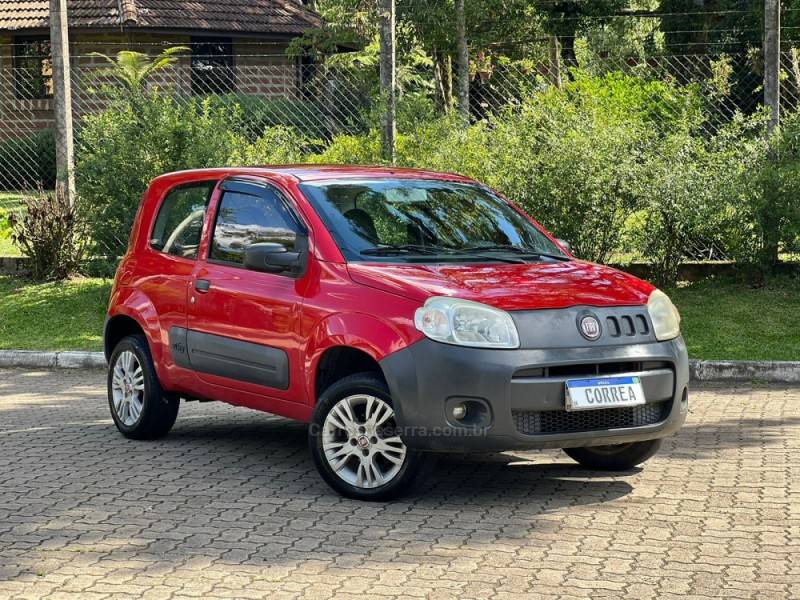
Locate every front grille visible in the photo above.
<box><xmin>514</xmin><ymin>360</ymin><xmax>670</xmax><ymax>379</ymax></box>
<box><xmin>606</xmin><ymin>313</ymin><xmax>650</xmax><ymax>338</ymax></box>
<box><xmin>512</xmin><ymin>400</ymin><xmax>671</xmax><ymax>435</ymax></box>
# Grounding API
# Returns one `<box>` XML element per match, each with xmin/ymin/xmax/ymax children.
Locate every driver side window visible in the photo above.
<box><xmin>150</xmin><ymin>181</ymin><xmax>214</xmax><ymax>259</ymax></box>
<box><xmin>209</xmin><ymin>189</ymin><xmax>301</xmax><ymax>265</ymax></box>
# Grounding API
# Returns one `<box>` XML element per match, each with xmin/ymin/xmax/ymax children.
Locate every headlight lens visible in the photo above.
<box><xmin>414</xmin><ymin>297</ymin><xmax>520</xmax><ymax>349</ymax></box>
<box><xmin>647</xmin><ymin>289</ymin><xmax>681</xmax><ymax>341</ymax></box>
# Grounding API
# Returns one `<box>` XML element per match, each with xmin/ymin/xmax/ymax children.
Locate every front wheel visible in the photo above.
<box><xmin>563</xmin><ymin>439</ymin><xmax>662</xmax><ymax>471</ymax></box>
<box><xmin>108</xmin><ymin>334</ymin><xmax>179</xmax><ymax>440</ymax></box>
<box><xmin>309</xmin><ymin>373</ymin><xmax>426</xmax><ymax>501</ymax></box>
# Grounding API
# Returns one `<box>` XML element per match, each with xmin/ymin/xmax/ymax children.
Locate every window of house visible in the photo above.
<box><xmin>191</xmin><ymin>37</ymin><xmax>235</xmax><ymax>94</ymax></box>
<box><xmin>13</xmin><ymin>36</ymin><xmax>53</xmax><ymax>99</ymax></box>
<box><xmin>210</xmin><ymin>189</ymin><xmax>302</xmax><ymax>266</ymax></box>
<box><xmin>150</xmin><ymin>182</ymin><xmax>215</xmax><ymax>259</ymax></box>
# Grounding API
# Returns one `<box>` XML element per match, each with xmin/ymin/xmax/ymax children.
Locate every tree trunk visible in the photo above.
<box><xmin>455</xmin><ymin>0</ymin><xmax>469</xmax><ymax>125</ymax></box>
<box><xmin>378</xmin><ymin>0</ymin><xmax>396</xmax><ymax>164</ymax></box>
<box><xmin>433</xmin><ymin>50</ymin><xmax>453</xmax><ymax>114</ymax></box>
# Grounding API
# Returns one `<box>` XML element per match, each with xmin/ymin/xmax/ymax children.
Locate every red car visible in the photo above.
<box><xmin>105</xmin><ymin>166</ymin><xmax>688</xmax><ymax>500</ymax></box>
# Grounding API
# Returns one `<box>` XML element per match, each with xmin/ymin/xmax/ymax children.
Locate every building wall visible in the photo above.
<box><xmin>0</xmin><ymin>31</ymin><xmax>298</xmax><ymax>142</ymax></box>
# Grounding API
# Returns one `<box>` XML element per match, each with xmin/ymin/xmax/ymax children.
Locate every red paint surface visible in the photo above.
<box><xmin>107</xmin><ymin>166</ymin><xmax>657</xmax><ymax>422</ymax></box>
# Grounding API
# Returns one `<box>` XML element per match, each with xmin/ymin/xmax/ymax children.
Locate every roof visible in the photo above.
<box><xmin>152</xmin><ymin>165</ymin><xmax>477</xmax><ymax>185</ymax></box>
<box><xmin>0</xmin><ymin>0</ymin><xmax>323</xmax><ymax>34</ymax></box>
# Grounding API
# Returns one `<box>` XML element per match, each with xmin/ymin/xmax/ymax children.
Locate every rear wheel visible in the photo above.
<box><xmin>309</xmin><ymin>373</ymin><xmax>426</xmax><ymax>501</ymax></box>
<box><xmin>108</xmin><ymin>334</ymin><xmax>179</xmax><ymax>440</ymax></box>
<box><xmin>563</xmin><ymin>439</ymin><xmax>662</xmax><ymax>470</ymax></box>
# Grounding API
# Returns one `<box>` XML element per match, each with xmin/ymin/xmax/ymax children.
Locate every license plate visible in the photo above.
<box><xmin>565</xmin><ymin>376</ymin><xmax>646</xmax><ymax>411</ymax></box>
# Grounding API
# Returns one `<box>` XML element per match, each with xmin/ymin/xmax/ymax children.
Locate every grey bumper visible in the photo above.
<box><xmin>380</xmin><ymin>336</ymin><xmax>689</xmax><ymax>452</ymax></box>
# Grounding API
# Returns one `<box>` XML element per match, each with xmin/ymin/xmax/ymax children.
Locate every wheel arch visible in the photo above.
<box><xmin>305</xmin><ymin>312</ymin><xmax>416</xmax><ymax>404</ymax></box>
<box><xmin>104</xmin><ymin>314</ymin><xmax>146</xmax><ymax>360</ymax></box>
<box><xmin>104</xmin><ymin>289</ymin><xmax>165</xmax><ymax>372</ymax></box>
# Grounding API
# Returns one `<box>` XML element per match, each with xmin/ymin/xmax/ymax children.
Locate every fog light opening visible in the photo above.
<box><xmin>446</xmin><ymin>398</ymin><xmax>492</xmax><ymax>429</ymax></box>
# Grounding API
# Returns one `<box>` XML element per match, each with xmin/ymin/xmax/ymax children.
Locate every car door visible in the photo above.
<box><xmin>183</xmin><ymin>177</ymin><xmax>310</xmax><ymax>414</ymax></box>
<box><xmin>136</xmin><ymin>179</ymin><xmax>216</xmax><ymax>391</ymax></box>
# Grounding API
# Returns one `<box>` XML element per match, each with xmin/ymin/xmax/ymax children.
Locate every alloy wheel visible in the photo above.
<box><xmin>322</xmin><ymin>394</ymin><xmax>407</xmax><ymax>489</ymax></box>
<box><xmin>111</xmin><ymin>350</ymin><xmax>145</xmax><ymax>427</ymax></box>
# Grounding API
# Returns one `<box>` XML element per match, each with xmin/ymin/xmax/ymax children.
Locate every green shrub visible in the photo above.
<box><xmin>230</xmin><ymin>125</ymin><xmax>311</xmax><ymax>165</ymax></box>
<box><xmin>310</xmin><ymin>131</ymin><xmax>383</xmax><ymax>164</ymax></box>
<box><xmin>77</xmin><ymin>92</ymin><xmax>247</xmax><ymax>259</ymax></box>
<box><xmin>724</xmin><ymin>111</ymin><xmax>800</xmax><ymax>274</ymax></box>
<box><xmin>216</xmin><ymin>94</ymin><xmax>330</xmax><ymax>140</ymax></box>
<box><xmin>0</xmin><ymin>129</ymin><xmax>56</xmax><ymax>190</ymax></box>
<box><xmin>8</xmin><ymin>186</ymin><xmax>88</xmax><ymax>281</ymax></box>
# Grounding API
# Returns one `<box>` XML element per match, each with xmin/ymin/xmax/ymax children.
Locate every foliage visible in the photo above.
<box><xmin>723</xmin><ymin>111</ymin><xmax>800</xmax><ymax>275</ymax></box>
<box><xmin>76</xmin><ymin>89</ymin><xmax>317</xmax><ymax>263</ymax></box>
<box><xmin>229</xmin><ymin>125</ymin><xmax>311</xmax><ymax>165</ymax></box>
<box><xmin>0</xmin><ymin>276</ymin><xmax>110</xmax><ymax>351</ymax></box>
<box><xmin>0</xmin><ymin>129</ymin><xmax>56</xmax><ymax>191</ymax></box>
<box><xmin>7</xmin><ymin>186</ymin><xmax>88</xmax><ymax>281</ymax></box>
<box><xmin>89</xmin><ymin>47</ymin><xmax>189</xmax><ymax>93</ymax></box>
<box><xmin>77</xmin><ymin>92</ymin><xmax>245</xmax><ymax>260</ymax></box>
<box><xmin>216</xmin><ymin>94</ymin><xmax>329</xmax><ymax>140</ymax></box>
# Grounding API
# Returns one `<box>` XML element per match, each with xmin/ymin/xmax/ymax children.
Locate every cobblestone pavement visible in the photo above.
<box><xmin>0</xmin><ymin>369</ymin><xmax>798</xmax><ymax>599</ymax></box>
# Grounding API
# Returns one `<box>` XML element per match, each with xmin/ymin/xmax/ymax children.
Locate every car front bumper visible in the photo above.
<box><xmin>380</xmin><ymin>336</ymin><xmax>689</xmax><ymax>452</ymax></box>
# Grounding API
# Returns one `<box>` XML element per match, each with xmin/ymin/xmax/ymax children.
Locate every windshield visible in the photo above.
<box><xmin>299</xmin><ymin>179</ymin><xmax>567</xmax><ymax>263</ymax></box>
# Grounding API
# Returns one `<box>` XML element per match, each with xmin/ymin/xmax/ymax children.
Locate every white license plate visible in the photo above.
<box><xmin>565</xmin><ymin>376</ymin><xmax>646</xmax><ymax>411</ymax></box>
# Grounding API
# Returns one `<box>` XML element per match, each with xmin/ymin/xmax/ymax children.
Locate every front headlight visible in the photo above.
<box><xmin>414</xmin><ymin>297</ymin><xmax>520</xmax><ymax>349</ymax></box>
<box><xmin>647</xmin><ymin>289</ymin><xmax>681</xmax><ymax>341</ymax></box>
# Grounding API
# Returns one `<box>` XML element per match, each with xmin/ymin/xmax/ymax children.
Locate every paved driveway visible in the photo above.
<box><xmin>0</xmin><ymin>369</ymin><xmax>798</xmax><ymax>599</ymax></box>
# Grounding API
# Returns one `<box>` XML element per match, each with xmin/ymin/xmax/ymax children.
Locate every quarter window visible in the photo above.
<box><xmin>210</xmin><ymin>189</ymin><xmax>301</xmax><ymax>265</ymax></box>
<box><xmin>150</xmin><ymin>182</ymin><xmax>215</xmax><ymax>259</ymax></box>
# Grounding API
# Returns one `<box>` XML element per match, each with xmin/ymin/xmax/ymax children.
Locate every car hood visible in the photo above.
<box><xmin>347</xmin><ymin>260</ymin><xmax>655</xmax><ymax>311</ymax></box>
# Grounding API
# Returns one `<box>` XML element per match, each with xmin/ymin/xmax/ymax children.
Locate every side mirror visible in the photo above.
<box><xmin>556</xmin><ymin>239</ymin><xmax>572</xmax><ymax>254</ymax></box>
<box><xmin>244</xmin><ymin>237</ymin><xmax>307</xmax><ymax>276</ymax></box>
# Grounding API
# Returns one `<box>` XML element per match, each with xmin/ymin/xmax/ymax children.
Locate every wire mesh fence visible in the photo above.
<box><xmin>0</xmin><ymin>40</ymin><xmax>797</xmax><ymax>263</ymax></box>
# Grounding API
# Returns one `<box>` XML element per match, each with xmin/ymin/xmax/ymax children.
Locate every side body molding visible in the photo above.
<box><xmin>169</xmin><ymin>326</ymin><xmax>290</xmax><ymax>390</ymax></box>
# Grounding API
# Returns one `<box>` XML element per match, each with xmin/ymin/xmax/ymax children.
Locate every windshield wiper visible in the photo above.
<box><xmin>461</xmin><ymin>244</ymin><xmax>570</xmax><ymax>261</ymax></box>
<box><xmin>360</xmin><ymin>244</ymin><xmax>525</xmax><ymax>263</ymax></box>
<box><xmin>360</xmin><ymin>244</ymin><xmax>447</xmax><ymax>256</ymax></box>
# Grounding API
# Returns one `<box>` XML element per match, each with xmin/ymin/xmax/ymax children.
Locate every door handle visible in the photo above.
<box><xmin>194</xmin><ymin>279</ymin><xmax>211</xmax><ymax>293</ymax></box>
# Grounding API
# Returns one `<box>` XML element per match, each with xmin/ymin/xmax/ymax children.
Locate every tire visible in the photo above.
<box><xmin>107</xmin><ymin>334</ymin><xmax>179</xmax><ymax>440</ymax></box>
<box><xmin>309</xmin><ymin>373</ymin><xmax>426</xmax><ymax>501</ymax></box>
<box><xmin>563</xmin><ymin>439</ymin><xmax>662</xmax><ymax>471</ymax></box>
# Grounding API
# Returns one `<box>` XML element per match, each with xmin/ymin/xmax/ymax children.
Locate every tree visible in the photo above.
<box><xmin>89</xmin><ymin>46</ymin><xmax>189</xmax><ymax>93</ymax></box>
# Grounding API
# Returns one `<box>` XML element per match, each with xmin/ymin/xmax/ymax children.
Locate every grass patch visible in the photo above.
<box><xmin>668</xmin><ymin>275</ymin><xmax>800</xmax><ymax>361</ymax></box>
<box><xmin>0</xmin><ymin>235</ymin><xmax>17</xmax><ymax>257</ymax></box>
<box><xmin>0</xmin><ymin>191</ymin><xmax>25</xmax><ymax>211</ymax></box>
<box><xmin>0</xmin><ymin>276</ymin><xmax>111</xmax><ymax>351</ymax></box>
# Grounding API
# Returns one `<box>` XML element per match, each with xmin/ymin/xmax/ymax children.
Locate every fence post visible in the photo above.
<box><xmin>764</xmin><ymin>0</ymin><xmax>781</xmax><ymax>134</ymax></box>
<box><xmin>50</xmin><ymin>0</ymin><xmax>75</xmax><ymax>201</ymax></box>
<box><xmin>455</xmin><ymin>0</ymin><xmax>470</xmax><ymax>125</ymax></box>
<box><xmin>378</xmin><ymin>0</ymin><xmax>397</xmax><ymax>164</ymax></box>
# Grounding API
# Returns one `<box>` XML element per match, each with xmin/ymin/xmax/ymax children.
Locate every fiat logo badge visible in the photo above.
<box><xmin>579</xmin><ymin>315</ymin><xmax>601</xmax><ymax>341</ymax></box>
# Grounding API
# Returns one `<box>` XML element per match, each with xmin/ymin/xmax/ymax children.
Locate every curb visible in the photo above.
<box><xmin>0</xmin><ymin>350</ymin><xmax>106</xmax><ymax>369</ymax></box>
<box><xmin>688</xmin><ymin>359</ymin><xmax>800</xmax><ymax>384</ymax></box>
<box><xmin>0</xmin><ymin>351</ymin><xmax>798</xmax><ymax>383</ymax></box>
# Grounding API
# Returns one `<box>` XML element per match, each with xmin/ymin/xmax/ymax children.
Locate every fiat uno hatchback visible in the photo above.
<box><xmin>105</xmin><ymin>166</ymin><xmax>689</xmax><ymax>500</ymax></box>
